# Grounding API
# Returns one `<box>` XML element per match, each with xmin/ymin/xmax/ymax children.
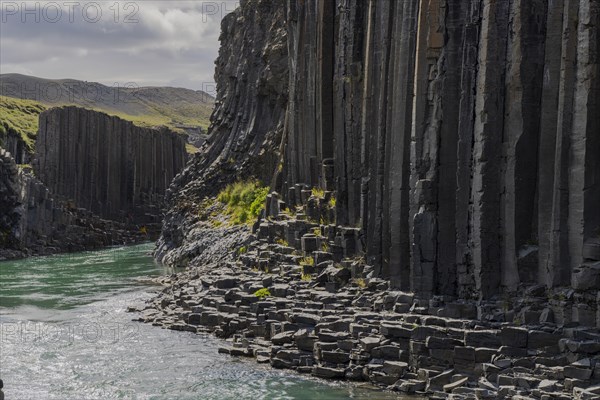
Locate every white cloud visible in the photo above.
<box><xmin>0</xmin><ymin>1</ymin><xmax>240</xmax><ymax>89</ymax></box>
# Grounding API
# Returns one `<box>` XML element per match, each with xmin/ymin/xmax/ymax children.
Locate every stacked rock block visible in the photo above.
<box><xmin>34</xmin><ymin>107</ymin><xmax>188</xmax><ymax>223</ymax></box>
<box><xmin>139</xmin><ymin>243</ymin><xmax>600</xmax><ymax>399</ymax></box>
<box><xmin>275</xmin><ymin>0</ymin><xmax>600</xmax><ymax>301</ymax></box>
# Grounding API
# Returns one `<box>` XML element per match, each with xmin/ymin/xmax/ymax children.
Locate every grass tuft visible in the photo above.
<box><xmin>299</xmin><ymin>256</ymin><xmax>315</xmax><ymax>266</ymax></box>
<box><xmin>311</xmin><ymin>187</ymin><xmax>325</xmax><ymax>199</ymax></box>
<box><xmin>328</xmin><ymin>195</ymin><xmax>337</xmax><ymax>208</ymax></box>
<box><xmin>216</xmin><ymin>180</ymin><xmax>270</xmax><ymax>225</ymax></box>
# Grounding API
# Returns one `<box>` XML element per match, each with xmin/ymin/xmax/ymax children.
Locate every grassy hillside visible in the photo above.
<box><xmin>0</xmin><ymin>73</ymin><xmax>214</xmax><ymax>133</ymax></box>
<box><xmin>0</xmin><ymin>74</ymin><xmax>215</xmax><ymax>154</ymax></box>
<box><xmin>0</xmin><ymin>96</ymin><xmax>46</xmax><ymax>150</ymax></box>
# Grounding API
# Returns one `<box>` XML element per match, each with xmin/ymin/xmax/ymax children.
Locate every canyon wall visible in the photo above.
<box><xmin>276</xmin><ymin>0</ymin><xmax>600</xmax><ymax>299</ymax></box>
<box><xmin>35</xmin><ymin>107</ymin><xmax>188</xmax><ymax>223</ymax></box>
<box><xmin>0</xmin><ymin>147</ymin><xmax>146</xmax><ymax>259</ymax></box>
<box><xmin>160</xmin><ymin>0</ymin><xmax>599</xmax><ymax>300</ymax></box>
<box><xmin>155</xmin><ymin>0</ymin><xmax>288</xmax><ymax>263</ymax></box>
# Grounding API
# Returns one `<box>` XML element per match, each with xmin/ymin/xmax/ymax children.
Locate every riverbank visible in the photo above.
<box><xmin>1</xmin><ymin>244</ymin><xmax>410</xmax><ymax>400</ymax></box>
<box><xmin>136</xmin><ymin>198</ymin><xmax>600</xmax><ymax>400</ymax></box>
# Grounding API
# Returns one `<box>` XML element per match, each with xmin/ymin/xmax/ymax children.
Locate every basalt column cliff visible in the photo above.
<box><xmin>277</xmin><ymin>0</ymin><xmax>600</xmax><ymax>299</ymax></box>
<box><xmin>1</xmin><ymin>106</ymin><xmax>187</xmax><ymax>259</ymax></box>
<box><xmin>161</xmin><ymin>0</ymin><xmax>599</xmax><ymax>299</ymax></box>
<box><xmin>35</xmin><ymin>107</ymin><xmax>188</xmax><ymax>223</ymax></box>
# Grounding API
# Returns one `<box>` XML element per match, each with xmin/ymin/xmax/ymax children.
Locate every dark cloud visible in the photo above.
<box><xmin>0</xmin><ymin>1</ymin><xmax>239</xmax><ymax>90</ymax></box>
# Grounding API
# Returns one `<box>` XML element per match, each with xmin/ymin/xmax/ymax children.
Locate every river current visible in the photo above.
<box><xmin>0</xmin><ymin>244</ymin><xmax>421</xmax><ymax>400</ymax></box>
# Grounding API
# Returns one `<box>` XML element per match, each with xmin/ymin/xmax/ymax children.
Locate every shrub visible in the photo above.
<box><xmin>254</xmin><ymin>288</ymin><xmax>271</xmax><ymax>299</ymax></box>
<box><xmin>311</xmin><ymin>187</ymin><xmax>325</xmax><ymax>199</ymax></box>
<box><xmin>216</xmin><ymin>180</ymin><xmax>270</xmax><ymax>225</ymax></box>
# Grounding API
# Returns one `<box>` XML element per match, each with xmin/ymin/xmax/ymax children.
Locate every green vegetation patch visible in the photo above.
<box><xmin>254</xmin><ymin>288</ymin><xmax>271</xmax><ymax>299</ymax></box>
<box><xmin>216</xmin><ymin>180</ymin><xmax>270</xmax><ymax>225</ymax></box>
<box><xmin>0</xmin><ymin>96</ymin><xmax>47</xmax><ymax>149</ymax></box>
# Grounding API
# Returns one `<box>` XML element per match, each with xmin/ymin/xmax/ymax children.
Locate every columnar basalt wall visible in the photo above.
<box><xmin>34</xmin><ymin>107</ymin><xmax>188</xmax><ymax>223</ymax></box>
<box><xmin>159</xmin><ymin>0</ymin><xmax>599</xmax><ymax>300</ymax></box>
<box><xmin>278</xmin><ymin>0</ymin><xmax>600</xmax><ymax>299</ymax></box>
<box><xmin>1</xmin><ymin>147</ymin><xmax>148</xmax><ymax>259</ymax></box>
<box><xmin>188</xmin><ymin>0</ymin><xmax>288</xmax><ymax>189</ymax></box>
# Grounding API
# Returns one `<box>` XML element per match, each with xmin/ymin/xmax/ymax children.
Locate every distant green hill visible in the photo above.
<box><xmin>0</xmin><ymin>73</ymin><xmax>215</xmax><ymax>154</ymax></box>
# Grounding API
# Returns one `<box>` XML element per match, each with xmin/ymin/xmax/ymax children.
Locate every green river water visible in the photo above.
<box><xmin>0</xmin><ymin>244</ymin><xmax>420</xmax><ymax>400</ymax></box>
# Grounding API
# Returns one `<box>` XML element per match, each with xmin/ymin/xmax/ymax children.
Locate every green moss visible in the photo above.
<box><xmin>254</xmin><ymin>288</ymin><xmax>271</xmax><ymax>299</ymax></box>
<box><xmin>353</xmin><ymin>278</ymin><xmax>367</xmax><ymax>288</ymax></box>
<box><xmin>328</xmin><ymin>195</ymin><xmax>337</xmax><ymax>208</ymax></box>
<box><xmin>216</xmin><ymin>180</ymin><xmax>270</xmax><ymax>225</ymax></box>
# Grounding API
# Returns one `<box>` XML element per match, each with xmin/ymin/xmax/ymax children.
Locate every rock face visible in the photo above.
<box><xmin>155</xmin><ymin>0</ymin><xmax>288</xmax><ymax>264</ymax></box>
<box><xmin>0</xmin><ymin>125</ymin><xmax>29</xmax><ymax>164</ymax></box>
<box><xmin>276</xmin><ymin>0</ymin><xmax>600</xmax><ymax>299</ymax></box>
<box><xmin>35</xmin><ymin>107</ymin><xmax>188</xmax><ymax>223</ymax></box>
<box><xmin>0</xmin><ymin>147</ymin><xmax>148</xmax><ymax>259</ymax></box>
<box><xmin>160</xmin><ymin>0</ymin><xmax>599</xmax><ymax>301</ymax></box>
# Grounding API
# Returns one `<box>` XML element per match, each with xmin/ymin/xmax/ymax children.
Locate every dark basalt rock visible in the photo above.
<box><xmin>158</xmin><ymin>0</ymin><xmax>600</xmax><ymax>300</ymax></box>
<box><xmin>0</xmin><ymin>147</ymin><xmax>150</xmax><ymax>259</ymax></box>
<box><xmin>154</xmin><ymin>0</ymin><xmax>288</xmax><ymax>266</ymax></box>
<box><xmin>34</xmin><ymin>106</ymin><xmax>187</xmax><ymax>224</ymax></box>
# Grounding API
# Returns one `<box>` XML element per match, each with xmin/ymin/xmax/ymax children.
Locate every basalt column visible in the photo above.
<box><xmin>34</xmin><ymin>107</ymin><xmax>187</xmax><ymax>223</ymax></box>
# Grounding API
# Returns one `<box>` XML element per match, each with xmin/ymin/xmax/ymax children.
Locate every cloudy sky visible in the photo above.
<box><xmin>0</xmin><ymin>1</ymin><xmax>239</xmax><ymax>91</ymax></box>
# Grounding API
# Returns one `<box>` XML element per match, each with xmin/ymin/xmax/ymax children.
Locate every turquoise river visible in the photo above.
<box><xmin>0</xmin><ymin>244</ymin><xmax>420</xmax><ymax>400</ymax></box>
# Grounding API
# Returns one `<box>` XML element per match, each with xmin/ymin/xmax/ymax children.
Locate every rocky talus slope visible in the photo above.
<box><xmin>148</xmin><ymin>0</ymin><xmax>600</xmax><ymax>398</ymax></box>
<box><xmin>139</xmin><ymin>194</ymin><xmax>600</xmax><ymax>399</ymax></box>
